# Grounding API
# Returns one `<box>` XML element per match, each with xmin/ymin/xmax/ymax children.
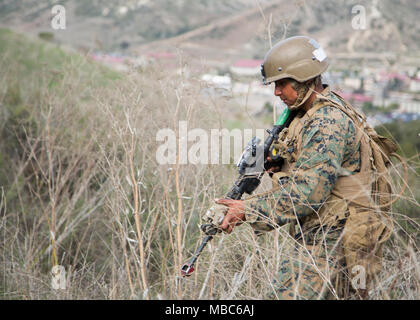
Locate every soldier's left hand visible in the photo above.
<box><xmin>215</xmin><ymin>198</ymin><xmax>245</xmax><ymax>234</ymax></box>
<box><xmin>265</xmin><ymin>156</ymin><xmax>282</xmax><ymax>173</ymax></box>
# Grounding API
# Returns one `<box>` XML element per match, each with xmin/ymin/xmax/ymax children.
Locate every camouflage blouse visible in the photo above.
<box><xmin>243</xmin><ymin>90</ymin><xmax>361</xmax><ymax>229</ymax></box>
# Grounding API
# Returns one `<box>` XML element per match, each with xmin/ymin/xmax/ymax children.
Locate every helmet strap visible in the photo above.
<box><xmin>288</xmin><ymin>79</ymin><xmax>317</xmax><ymax>110</ymax></box>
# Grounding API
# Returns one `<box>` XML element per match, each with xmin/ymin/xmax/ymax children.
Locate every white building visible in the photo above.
<box><xmin>399</xmin><ymin>100</ymin><xmax>420</xmax><ymax>113</ymax></box>
<box><xmin>409</xmin><ymin>78</ymin><xmax>420</xmax><ymax>93</ymax></box>
<box><xmin>382</xmin><ymin>91</ymin><xmax>420</xmax><ymax>113</ymax></box>
<box><xmin>200</xmin><ymin>74</ymin><xmax>232</xmax><ymax>90</ymax></box>
<box><xmin>343</xmin><ymin>77</ymin><xmax>362</xmax><ymax>90</ymax></box>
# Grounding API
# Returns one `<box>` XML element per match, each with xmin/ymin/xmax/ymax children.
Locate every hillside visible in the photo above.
<box><xmin>1</xmin><ymin>0</ymin><xmax>418</xmax><ymax>62</ymax></box>
<box><xmin>0</xmin><ymin>25</ymin><xmax>419</xmax><ymax>300</ymax></box>
<box><xmin>0</xmin><ymin>27</ymin><xmax>238</xmax><ymax>299</ymax></box>
<box><xmin>0</xmin><ymin>0</ymin><xmax>268</xmax><ymax>51</ymax></box>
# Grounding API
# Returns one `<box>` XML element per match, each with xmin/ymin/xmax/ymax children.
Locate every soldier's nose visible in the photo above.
<box><xmin>274</xmin><ymin>84</ymin><xmax>282</xmax><ymax>96</ymax></box>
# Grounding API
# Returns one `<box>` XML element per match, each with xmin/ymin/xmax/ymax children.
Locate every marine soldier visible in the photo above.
<box><xmin>209</xmin><ymin>36</ymin><xmax>395</xmax><ymax>299</ymax></box>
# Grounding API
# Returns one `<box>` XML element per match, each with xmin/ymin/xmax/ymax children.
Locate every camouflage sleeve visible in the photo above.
<box><xmin>243</xmin><ymin>106</ymin><xmax>358</xmax><ymax>228</ymax></box>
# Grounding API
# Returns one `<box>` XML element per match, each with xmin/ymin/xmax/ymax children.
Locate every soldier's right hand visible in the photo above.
<box><xmin>200</xmin><ymin>203</ymin><xmax>229</xmax><ymax>235</ymax></box>
<box><xmin>216</xmin><ymin>199</ymin><xmax>245</xmax><ymax>234</ymax></box>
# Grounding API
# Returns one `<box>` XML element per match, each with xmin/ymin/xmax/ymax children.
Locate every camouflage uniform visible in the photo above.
<box><xmin>243</xmin><ymin>86</ymin><xmax>361</xmax><ymax>299</ymax></box>
<box><xmin>206</xmin><ymin>36</ymin><xmax>393</xmax><ymax>299</ymax></box>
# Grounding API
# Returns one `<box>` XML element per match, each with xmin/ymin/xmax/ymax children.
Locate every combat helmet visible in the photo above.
<box><xmin>261</xmin><ymin>36</ymin><xmax>329</xmax><ymax>84</ymax></box>
<box><xmin>261</xmin><ymin>36</ymin><xmax>329</xmax><ymax>110</ymax></box>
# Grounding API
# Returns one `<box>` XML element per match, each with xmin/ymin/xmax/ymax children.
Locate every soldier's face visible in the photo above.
<box><xmin>274</xmin><ymin>79</ymin><xmax>298</xmax><ymax>106</ymax></box>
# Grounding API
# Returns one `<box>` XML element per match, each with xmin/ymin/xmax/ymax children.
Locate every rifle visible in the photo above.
<box><xmin>181</xmin><ymin>108</ymin><xmax>297</xmax><ymax>277</ymax></box>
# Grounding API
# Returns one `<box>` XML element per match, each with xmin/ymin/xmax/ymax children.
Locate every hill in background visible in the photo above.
<box><xmin>1</xmin><ymin>0</ymin><xmax>419</xmax><ymax>64</ymax></box>
<box><xmin>0</xmin><ymin>27</ymin><xmax>419</xmax><ymax>300</ymax></box>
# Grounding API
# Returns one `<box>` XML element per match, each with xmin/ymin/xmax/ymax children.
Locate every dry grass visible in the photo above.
<box><xmin>0</xmin><ymin>30</ymin><xmax>419</xmax><ymax>300</ymax></box>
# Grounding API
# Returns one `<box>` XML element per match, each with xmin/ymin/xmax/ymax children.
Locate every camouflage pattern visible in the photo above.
<box><xmin>243</xmin><ymin>87</ymin><xmax>362</xmax><ymax>299</ymax></box>
<box><xmin>268</xmin><ymin>228</ymin><xmax>346</xmax><ymax>300</ymax></box>
<box><xmin>243</xmin><ymin>88</ymin><xmax>360</xmax><ymax>226</ymax></box>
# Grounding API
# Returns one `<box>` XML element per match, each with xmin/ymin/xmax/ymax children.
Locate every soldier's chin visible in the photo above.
<box><xmin>281</xmin><ymin>98</ymin><xmax>293</xmax><ymax>107</ymax></box>
<box><xmin>284</xmin><ymin>100</ymin><xmax>293</xmax><ymax>107</ymax></box>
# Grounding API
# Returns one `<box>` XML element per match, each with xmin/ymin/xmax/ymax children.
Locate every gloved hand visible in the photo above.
<box><xmin>265</xmin><ymin>138</ymin><xmax>286</xmax><ymax>173</ymax></box>
<box><xmin>201</xmin><ymin>203</ymin><xmax>229</xmax><ymax>235</ymax></box>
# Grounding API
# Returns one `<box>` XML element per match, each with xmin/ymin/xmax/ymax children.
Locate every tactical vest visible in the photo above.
<box><xmin>272</xmin><ymin>86</ymin><xmax>398</xmax><ymax>279</ymax></box>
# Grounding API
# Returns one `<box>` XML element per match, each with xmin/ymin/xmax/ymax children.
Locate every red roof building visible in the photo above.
<box><xmin>230</xmin><ymin>59</ymin><xmax>263</xmax><ymax>77</ymax></box>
